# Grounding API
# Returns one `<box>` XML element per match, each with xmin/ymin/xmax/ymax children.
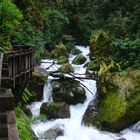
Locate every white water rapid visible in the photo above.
<box><xmin>30</xmin><ymin>46</ymin><xmax>140</xmax><ymax>140</ymax></box>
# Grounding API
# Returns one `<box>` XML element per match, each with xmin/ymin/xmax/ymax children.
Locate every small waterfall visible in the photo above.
<box><xmin>31</xmin><ymin>46</ymin><xmax>140</xmax><ymax>140</ymax></box>
<box><xmin>42</xmin><ymin>77</ymin><xmax>53</xmax><ymax>102</ymax></box>
<box><xmin>29</xmin><ymin>77</ymin><xmax>53</xmax><ymax>117</ymax></box>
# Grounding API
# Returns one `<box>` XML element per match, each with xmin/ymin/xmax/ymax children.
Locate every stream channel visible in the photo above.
<box><xmin>29</xmin><ymin>46</ymin><xmax>140</xmax><ymax>140</ymax></box>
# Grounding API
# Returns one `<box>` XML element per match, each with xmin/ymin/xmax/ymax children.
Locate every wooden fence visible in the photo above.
<box><xmin>0</xmin><ymin>47</ymin><xmax>34</xmax><ymax>88</ymax></box>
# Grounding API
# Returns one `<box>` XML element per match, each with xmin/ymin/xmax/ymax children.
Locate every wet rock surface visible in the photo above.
<box><xmin>72</xmin><ymin>53</ymin><xmax>87</xmax><ymax>65</ymax></box>
<box><xmin>52</xmin><ymin>79</ymin><xmax>86</xmax><ymax>105</ymax></box>
<box><xmin>83</xmin><ymin>70</ymin><xmax>140</xmax><ymax>132</ymax></box>
<box><xmin>44</xmin><ymin>125</ymin><xmax>64</xmax><ymax>140</ymax></box>
<box><xmin>40</xmin><ymin>102</ymin><xmax>70</xmax><ymax>119</ymax></box>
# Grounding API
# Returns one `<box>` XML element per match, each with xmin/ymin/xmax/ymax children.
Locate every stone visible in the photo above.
<box><xmin>8</xmin><ymin>124</ymin><xmax>19</xmax><ymax>140</ymax></box>
<box><xmin>40</xmin><ymin>102</ymin><xmax>70</xmax><ymax>119</ymax></box>
<box><xmin>70</xmin><ymin>86</ymin><xmax>86</xmax><ymax>104</ymax></box>
<box><xmin>52</xmin><ymin>79</ymin><xmax>86</xmax><ymax>105</ymax></box>
<box><xmin>27</xmin><ymin>71</ymin><xmax>48</xmax><ymax>102</ymax></box>
<box><xmin>22</xmin><ymin>106</ymin><xmax>32</xmax><ymax>116</ymax></box>
<box><xmin>0</xmin><ymin>113</ymin><xmax>7</xmax><ymax>124</ymax></box>
<box><xmin>83</xmin><ymin>70</ymin><xmax>140</xmax><ymax>132</ymax></box>
<box><xmin>72</xmin><ymin>53</ymin><xmax>87</xmax><ymax>65</ymax></box>
<box><xmin>0</xmin><ymin>89</ymin><xmax>14</xmax><ymax>112</ymax></box>
<box><xmin>44</xmin><ymin>125</ymin><xmax>64</xmax><ymax>140</ymax></box>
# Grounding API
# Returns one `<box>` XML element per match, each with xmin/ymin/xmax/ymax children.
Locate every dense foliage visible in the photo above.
<box><xmin>0</xmin><ymin>0</ymin><xmax>139</xmax><ymax>68</ymax></box>
<box><xmin>0</xmin><ymin>0</ymin><xmax>139</xmax><ymax>136</ymax></box>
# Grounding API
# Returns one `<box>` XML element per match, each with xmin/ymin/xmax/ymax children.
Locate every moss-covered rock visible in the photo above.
<box><xmin>26</xmin><ymin>71</ymin><xmax>48</xmax><ymax>102</ymax></box>
<box><xmin>72</xmin><ymin>53</ymin><xmax>87</xmax><ymax>65</ymax></box>
<box><xmin>59</xmin><ymin>63</ymin><xmax>74</xmax><ymax>73</ymax></box>
<box><xmin>40</xmin><ymin>102</ymin><xmax>70</xmax><ymax>119</ymax></box>
<box><xmin>52</xmin><ymin>79</ymin><xmax>86</xmax><ymax>105</ymax></box>
<box><xmin>71</xmin><ymin>86</ymin><xmax>86</xmax><ymax>103</ymax></box>
<box><xmin>51</xmin><ymin>42</ymin><xmax>68</xmax><ymax>58</ymax></box>
<box><xmin>57</xmin><ymin>56</ymin><xmax>68</xmax><ymax>64</ymax></box>
<box><xmin>87</xmin><ymin>61</ymin><xmax>100</xmax><ymax>71</ymax></box>
<box><xmin>83</xmin><ymin>70</ymin><xmax>140</xmax><ymax>132</ymax></box>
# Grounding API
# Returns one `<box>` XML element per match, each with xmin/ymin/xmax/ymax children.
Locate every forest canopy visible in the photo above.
<box><xmin>0</xmin><ymin>0</ymin><xmax>140</xmax><ymax>68</ymax></box>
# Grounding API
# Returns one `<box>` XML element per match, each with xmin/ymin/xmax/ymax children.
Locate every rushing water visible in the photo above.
<box><xmin>30</xmin><ymin>46</ymin><xmax>140</xmax><ymax>140</ymax></box>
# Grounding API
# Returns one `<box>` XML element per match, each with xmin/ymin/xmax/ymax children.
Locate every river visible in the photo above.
<box><xmin>29</xmin><ymin>46</ymin><xmax>140</xmax><ymax>140</ymax></box>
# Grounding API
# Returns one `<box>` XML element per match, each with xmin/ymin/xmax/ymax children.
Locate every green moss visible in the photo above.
<box><xmin>32</xmin><ymin>72</ymin><xmax>48</xmax><ymax>84</ymax></box>
<box><xmin>92</xmin><ymin>70</ymin><xmax>140</xmax><ymax>132</ymax></box>
<box><xmin>57</xmin><ymin>56</ymin><xmax>68</xmax><ymax>64</ymax></box>
<box><xmin>51</xmin><ymin>42</ymin><xmax>68</xmax><ymax>58</ymax></box>
<box><xmin>47</xmin><ymin>103</ymin><xmax>60</xmax><ymax>113</ymax></box>
<box><xmin>98</xmin><ymin>92</ymin><xmax>126</xmax><ymax>123</ymax></box>
<box><xmin>59</xmin><ymin>63</ymin><xmax>74</xmax><ymax>73</ymax></box>
<box><xmin>87</xmin><ymin>61</ymin><xmax>100</xmax><ymax>71</ymax></box>
<box><xmin>72</xmin><ymin>53</ymin><xmax>87</xmax><ymax>65</ymax></box>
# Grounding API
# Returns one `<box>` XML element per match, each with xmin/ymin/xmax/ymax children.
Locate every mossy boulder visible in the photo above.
<box><xmin>72</xmin><ymin>53</ymin><xmax>87</xmax><ymax>65</ymax></box>
<box><xmin>71</xmin><ymin>86</ymin><xmax>86</xmax><ymax>103</ymax></box>
<box><xmin>87</xmin><ymin>61</ymin><xmax>100</xmax><ymax>71</ymax></box>
<box><xmin>59</xmin><ymin>63</ymin><xmax>74</xmax><ymax>73</ymax></box>
<box><xmin>57</xmin><ymin>56</ymin><xmax>68</xmax><ymax>64</ymax></box>
<box><xmin>26</xmin><ymin>71</ymin><xmax>48</xmax><ymax>102</ymax></box>
<box><xmin>40</xmin><ymin>102</ymin><xmax>70</xmax><ymax>119</ymax></box>
<box><xmin>51</xmin><ymin>42</ymin><xmax>68</xmax><ymax>58</ymax></box>
<box><xmin>83</xmin><ymin>70</ymin><xmax>140</xmax><ymax>132</ymax></box>
<box><xmin>52</xmin><ymin>79</ymin><xmax>86</xmax><ymax>105</ymax></box>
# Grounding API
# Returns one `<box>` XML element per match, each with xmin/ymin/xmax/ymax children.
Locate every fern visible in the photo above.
<box><xmin>22</xmin><ymin>88</ymin><xmax>32</xmax><ymax>103</ymax></box>
<box><xmin>15</xmin><ymin>107</ymin><xmax>33</xmax><ymax>140</ymax></box>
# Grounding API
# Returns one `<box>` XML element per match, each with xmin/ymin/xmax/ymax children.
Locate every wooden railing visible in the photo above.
<box><xmin>0</xmin><ymin>46</ymin><xmax>34</xmax><ymax>140</ymax></box>
<box><xmin>0</xmin><ymin>46</ymin><xmax>34</xmax><ymax>88</ymax></box>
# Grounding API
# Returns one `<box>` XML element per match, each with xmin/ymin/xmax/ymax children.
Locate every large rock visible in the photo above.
<box><xmin>27</xmin><ymin>72</ymin><xmax>48</xmax><ymax>102</ymax></box>
<box><xmin>72</xmin><ymin>53</ymin><xmax>87</xmax><ymax>65</ymax></box>
<box><xmin>83</xmin><ymin>70</ymin><xmax>140</xmax><ymax>132</ymax></box>
<box><xmin>52</xmin><ymin>79</ymin><xmax>86</xmax><ymax>105</ymax></box>
<box><xmin>82</xmin><ymin>96</ymin><xmax>99</xmax><ymax>126</ymax></box>
<box><xmin>44</xmin><ymin>125</ymin><xmax>64</xmax><ymax>140</ymax></box>
<box><xmin>40</xmin><ymin>102</ymin><xmax>70</xmax><ymax>119</ymax></box>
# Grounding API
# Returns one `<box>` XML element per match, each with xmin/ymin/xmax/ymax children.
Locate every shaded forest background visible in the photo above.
<box><xmin>0</xmin><ymin>0</ymin><xmax>140</xmax><ymax>69</ymax></box>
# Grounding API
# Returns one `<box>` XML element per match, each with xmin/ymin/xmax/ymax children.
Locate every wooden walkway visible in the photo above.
<box><xmin>0</xmin><ymin>46</ymin><xmax>34</xmax><ymax>140</ymax></box>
